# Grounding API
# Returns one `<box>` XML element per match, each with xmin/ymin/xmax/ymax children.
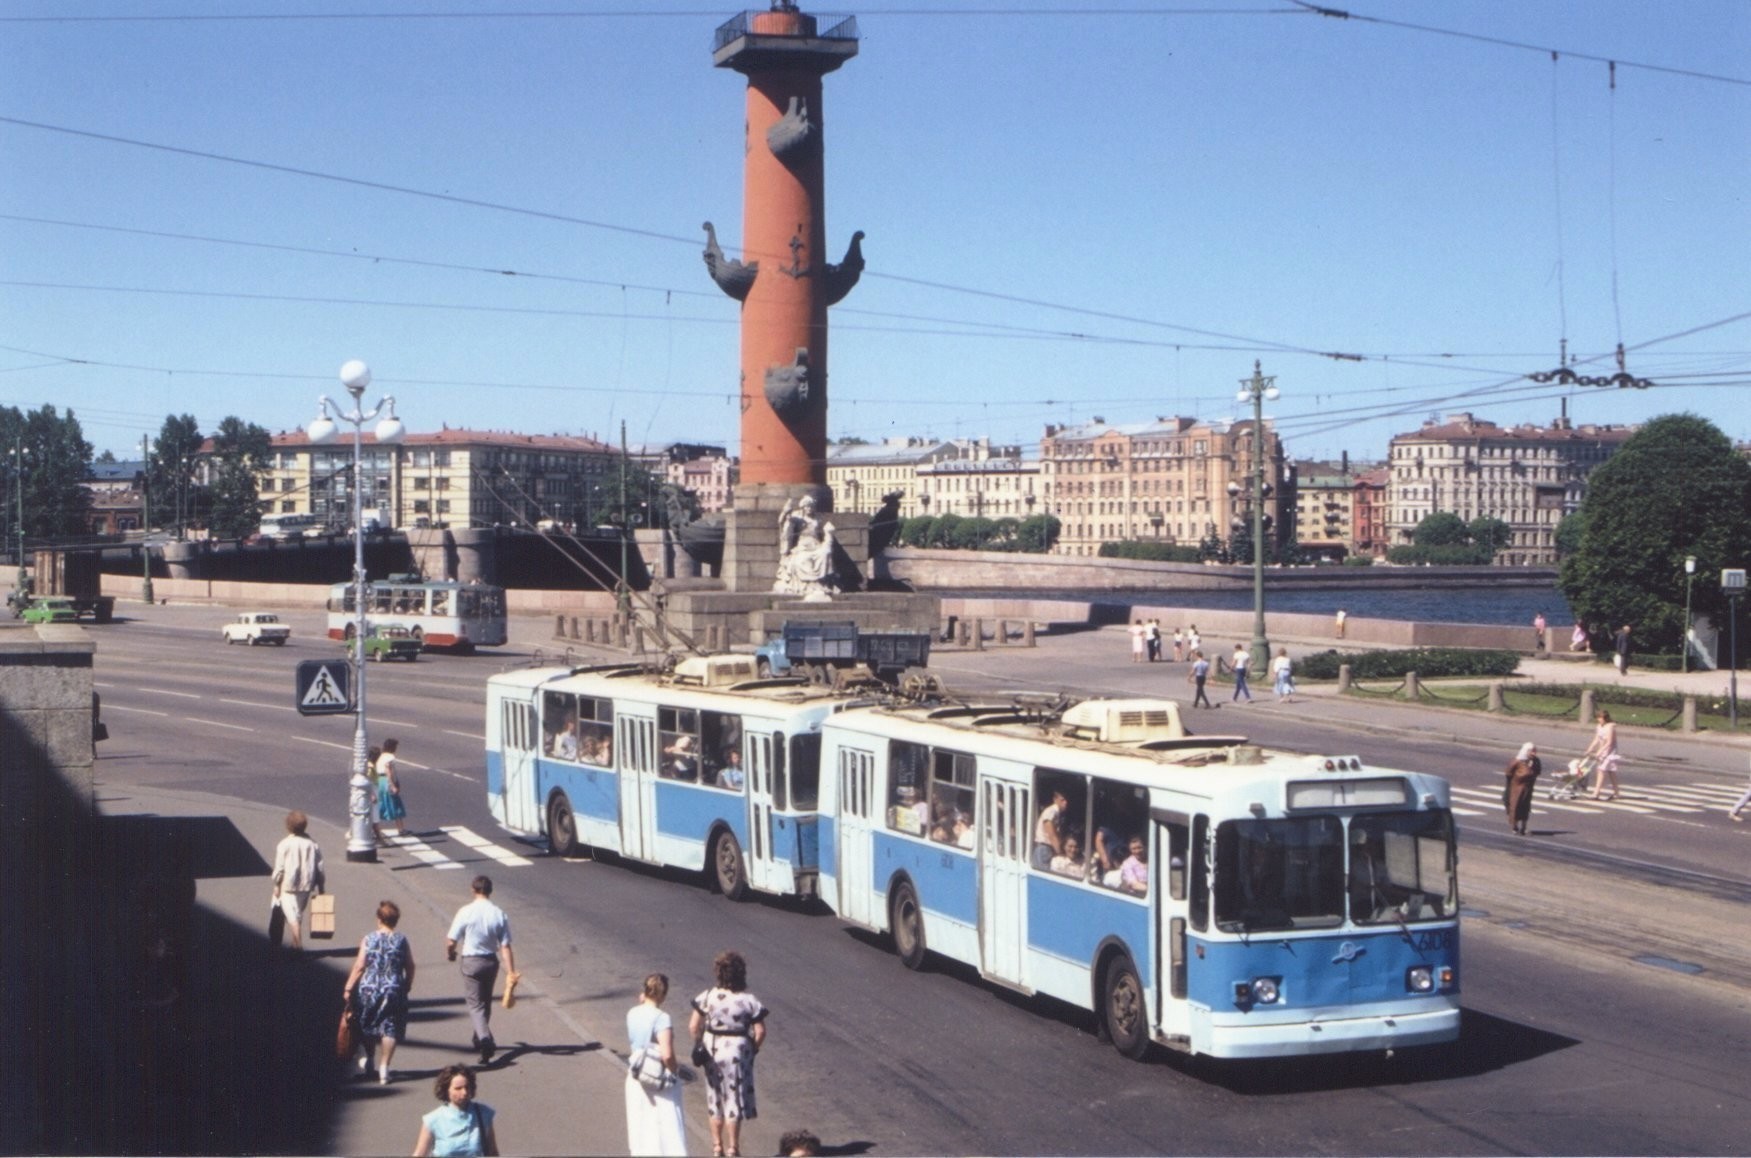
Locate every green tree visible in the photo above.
<box><xmin>1558</xmin><ymin>414</ymin><xmax>1751</xmax><ymax>654</ymax></box>
<box><xmin>1013</xmin><ymin>513</ymin><xmax>1060</xmax><ymax>554</ymax></box>
<box><xmin>1554</xmin><ymin>511</ymin><xmax>1587</xmax><ymax>558</ymax></box>
<box><xmin>206</xmin><ymin>417</ymin><xmax>272</xmax><ymax>539</ymax></box>
<box><xmin>1413</xmin><ymin>511</ymin><xmax>1470</xmax><ymax>547</ymax></box>
<box><xmin>149</xmin><ymin>414</ymin><xmax>206</xmax><ymax>536</ymax></box>
<box><xmin>898</xmin><ymin>515</ymin><xmax>935</xmax><ymax>547</ymax></box>
<box><xmin>1</xmin><ymin>405</ymin><xmax>95</xmax><ymax>544</ymax></box>
<box><xmin>1468</xmin><ymin>515</ymin><xmax>1511</xmax><ymax>558</ymax></box>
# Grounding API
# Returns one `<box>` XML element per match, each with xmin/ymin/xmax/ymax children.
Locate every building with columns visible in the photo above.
<box><xmin>1386</xmin><ymin>413</ymin><xmax>1635</xmax><ymax>564</ymax></box>
<box><xmin>915</xmin><ymin>446</ymin><xmax>1039</xmax><ymax>520</ymax></box>
<box><xmin>1039</xmin><ymin>417</ymin><xmax>1287</xmax><ymax>557</ymax></box>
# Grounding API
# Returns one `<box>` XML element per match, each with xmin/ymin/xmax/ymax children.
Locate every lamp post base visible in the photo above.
<box><xmin>346</xmin><ymin>846</ymin><xmax>380</xmax><ymax>864</ymax></box>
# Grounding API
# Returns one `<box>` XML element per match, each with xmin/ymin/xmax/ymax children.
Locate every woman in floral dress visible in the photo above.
<box><xmin>342</xmin><ymin>900</ymin><xmax>415</xmax><ymax>1084</ymax></box>
<box><xmin>689</xmin><ymin>950</ymin><xmax>768</xmax><ymax>1158</ymax></box>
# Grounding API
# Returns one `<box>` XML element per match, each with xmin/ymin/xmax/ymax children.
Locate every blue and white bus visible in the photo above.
<box><xmin>485</xmin><ymin>657</ymin><xmax>848</xmax><ymax>899</ymax></box>
<box><xmin>815</xmin><ymin>696</ymin><xmax>1461</xmax><ymax>1060</ymax></box>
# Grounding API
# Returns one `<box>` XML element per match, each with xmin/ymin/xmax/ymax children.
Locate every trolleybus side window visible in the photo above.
<box><xmin>1213</xmin><ymin>817</ymin><xmax>1345</xmax><ymax>933</ymax></box>
<box><xmin>577</xmin><ymin>696</ymin><xmax>614</xmax><ymax>766</ymax></box>
<box><xmin>927</xmin><ymin>749</ymin><xmax>975</xmax><ymax>847</ymax></box>
<box><xmin>543</xmin><ymin>691</ymin><xmax>580</xmax><ymax>759</ymax></box>
<box><xmin>886</xmin><ymin>740</ymin><xmax>931</xmax><ymax>836</ymax></box>
<box><xmin>1030</xmin><ymin>770</ymin><xmax>1084</xmax><ymax>875</ymax></box>
<box><xmin>789</xmin><ymin>733</ymin><xmax>822</xmax><ymax>810</ymax></box>
<box><xmin>658</xmin><ymin>707</ymin><xmax>702</xmax><ymax>781</ymax></box>
<box><xmin>1347</xmin><ymin>810</ymin><xmax>1456</xmax><ymax>924</ymax></box>
<box><xmin>1089</xmin><ymin>778</ymin><xmax>1149</xmax><ymax>893</ymax></box>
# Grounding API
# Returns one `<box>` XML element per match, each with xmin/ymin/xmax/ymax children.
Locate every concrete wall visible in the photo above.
<box><xmin>105</xmin><ymin>573</ymin><xmax>620</xmax><ymax>618</ymax></box>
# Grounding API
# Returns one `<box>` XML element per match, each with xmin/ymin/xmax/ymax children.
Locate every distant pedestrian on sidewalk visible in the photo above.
<box><xmin>1729</xmin><ymin>754</ymin><xmax>1751</xmax><ymax>822</ymax></box>
<box><xmin>446</xmin><ymin>875</ymin><xmax>517</xmax><ymax>1065</ymax></box>
<box><xmin>1533</xmin><ymin>612</ymin><xmax>1548</xmax><ymax>652</ymax></box>
<box><xmin>1614</xmin><ymin>625</ymin><xmax>1634</xmax><ymax>676</ymax></box>
<box><xmin>690</xmin><ymin>950</ymin><xmax>768</xmax><ymax>1158</ymax></box>
<box><xmin>1186</xmin><ymin>625</ymin><xmax>1201</xmax><ymax>654</ymax></box>
<box><xmin>1571</xmin><ymin>623</ymin><xmax>1589</xmax><ymax>652</ymax></box>
<box><xmin>365</xmin><ymin>745</ymin><xmax>385</xmax><ymax>840</ymax></box>
<box><xmin>1171</xmin><ymin>628</ymin><xmax>1184</xmax><ymax>662</ymax></box>
<box><xmin>625</xmin><ymin>973</ymin><xmax>687</xmax><ymax>1157</ymax></box>
<box><xmin>1271</xmin><ymin>648</ymin><xmax>1295</xmax><ymax>702</ymax></box>
<box><xmin>413</xmin><ymin>1065</ymin><xmax>499</xmax><ymax>1157</ymax></box>
<box><xmin>1145</xmin><ymin>619</ymin><xmax>1161</xmax><ymax>662</ymax></box>
<box><xmin>1129</xmin><ymin>620</ymin><xmax>1146</xmax><ymax>663</ymax></box>
<box><xmin>1188</xmin><ymin>651</ymin><xmax>1212</xmax><ymax>708</ymax></box>
<box><xmin>376</xmin><ymin>738</ymin><xmax>408</xmax><ymax>837</ymax></box>
<box><xmin>1503</xmin><ymin>742</ymin><xmax>1542</xmax><ymax>835</ymax></box>
<box><xmin>270</xmin><ymin>810</ymin><xmax>325</xmax><ymax>956</ymax></box>
<box><xmin>1335</xmin><ymin>608</ymin><xmax>1347</xmax><ymax>639</ymax></box>
<box><xmin>1230</xmin><ymin>644</ymin><xmax>1253</xmax><ymax>702</ymax></box>
<box><xmin>1582</xmin><ymin>710</ymin><xmax>1621</xmax><ymax>801</ymax></box>
<box><xmin>343</xmin><ymin>900</ymin><xmax>415</xmax><ymax>1085</ymax></box>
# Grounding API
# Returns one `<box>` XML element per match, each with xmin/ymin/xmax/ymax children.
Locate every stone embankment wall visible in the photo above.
<box><xmin>880</xmin><ymin>547</ymin><xmax>1555</xmax><ymax>592</ymax></box>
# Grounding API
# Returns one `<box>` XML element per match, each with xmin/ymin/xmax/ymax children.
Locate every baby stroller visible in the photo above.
<box><xmin>1548</xmin><ymin>757</ymin><xmax>1593</xmax><ymax>801</ymax></box>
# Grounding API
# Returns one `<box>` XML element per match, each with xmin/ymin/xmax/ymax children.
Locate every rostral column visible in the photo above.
<box><xmin>705</xmin><ymin>3</ymin><xmax>863</xmax><ymax>591</ymax></box>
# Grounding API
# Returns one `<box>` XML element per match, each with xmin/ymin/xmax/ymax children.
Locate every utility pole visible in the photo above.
<box><xmin>141</xmin><ymin>434</ymin><xmax>155</xmax><ymax>604</ymax></box>
<box><xmin>1236</xmin><ymin>362</ymin><xmax>1279</xmax><ymax>665</ymax></box>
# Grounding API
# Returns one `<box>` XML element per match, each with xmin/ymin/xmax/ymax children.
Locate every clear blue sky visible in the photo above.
<box><xmin>3</xmin><ymin>1</ymin><xmax>1747</xmax><ymax>465</ymax></box>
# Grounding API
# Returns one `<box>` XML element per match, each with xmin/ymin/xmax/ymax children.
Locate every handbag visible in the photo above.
<box><xmin>628</xmin><ymin>1046</ymin><xmax>673</xmax><ymax>1090</ymax></box>
<box><xmin>267</xmin><ymin>896</ymin><xmax>286</xmax><ymax>948</ymax></box>
<box><xmin>690</xmin><ymin>1039</ymin><xmax>712</xmax><ymax>1069</ymax></box>
<box><xmin>335</xmin><ymin>1003</ymin><xmax>357</xmax><ymax>1060</ymax></box>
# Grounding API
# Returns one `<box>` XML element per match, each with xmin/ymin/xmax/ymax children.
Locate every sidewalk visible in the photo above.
<box><xmin>100</xmin><ymin>780</ymin><xmax>677</xmax><ymax>1158</ymax></box>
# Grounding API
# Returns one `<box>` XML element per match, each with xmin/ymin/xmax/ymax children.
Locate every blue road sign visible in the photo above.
<box><xmin>296</xmin><ymin>659</ymin><xmax>353</xmax><ymax>716</ymax></box>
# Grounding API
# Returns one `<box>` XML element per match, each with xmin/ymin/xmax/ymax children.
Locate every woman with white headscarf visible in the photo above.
<box><xmin>1503</xmin><ymin>742</ymin><xmax>1542</xmax><ymax>836</ymax></box>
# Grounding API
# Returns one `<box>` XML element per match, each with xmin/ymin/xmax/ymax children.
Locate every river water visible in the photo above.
<box><xmin>952</xmin><ymin>584</ymin><xmax>1573</xmax><ymax>627</ymax></box>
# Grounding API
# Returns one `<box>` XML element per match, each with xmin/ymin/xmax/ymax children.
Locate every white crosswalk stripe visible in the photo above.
<box><xmin>383</xmin><ymin>826</ymin><xmax>532</xmax><ymax>870</ymax></box>
<box><xmin>1454</xmin><ymin>779</ymin><xmax>1751</xmax><ymax>818</ymax></box>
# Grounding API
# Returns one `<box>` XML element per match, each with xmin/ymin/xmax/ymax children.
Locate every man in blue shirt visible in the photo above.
<box><xmin>446</xmin><ymin>875</ymin><xmax>517</xmax><ymax>1064</ymax></box>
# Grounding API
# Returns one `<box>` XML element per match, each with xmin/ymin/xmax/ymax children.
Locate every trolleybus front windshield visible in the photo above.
<box><xmin>1346</xmin><ymin>809</ymin><xmax>1457</xmax><ymax>924</ymax></box>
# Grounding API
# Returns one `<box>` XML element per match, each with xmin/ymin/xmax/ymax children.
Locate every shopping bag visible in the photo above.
<box><xmin>309</xmin><ymin>893</ymin><xmax>336</xmax><ymax>940</ymax></box>
<box><xmin>335</xmin><ymin>1004</ymin><xmax>357</xmax><ymax>1059</ymax></box>
<box><xmin>502</xmin><ymin>970</ymin><xmax>521</xmax><ymax>1009</ymax></box>
<box><xmin>267</xmin><ymin>896</ymin><xmax>286</xmax><ymax>947</ymax></box>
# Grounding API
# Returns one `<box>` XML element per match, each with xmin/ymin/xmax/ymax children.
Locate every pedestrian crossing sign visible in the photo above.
<box><xmin>295</xmin><ymin>659</ymin><xmax>353</xmax><ymax>716</ymax></box>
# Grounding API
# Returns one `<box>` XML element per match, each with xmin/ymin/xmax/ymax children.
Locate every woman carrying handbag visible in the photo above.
<box><xmin>625</xmin><ymin>973</ymin><xmax>687</xmax><ymax>1156</ymax></box>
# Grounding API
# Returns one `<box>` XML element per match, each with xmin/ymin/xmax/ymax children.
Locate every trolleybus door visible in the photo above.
<box><xmin>979</xmin><ymin>775</ymin><xmax>1030</xmax><ymax>987</ymax></box>
<box><xmin>745</xmin><ymin>731</ymin><xmax>782</xmax><ymax>893</ymax></box>
<box><xmin>498</xmin><ymin>692</ymin><xmax>541</xmax><ymax>833</ymax></box>
<box><xmin>616</xmin><ymin>711</ymin><xmax>658</xmax><ymax>860</ymax></box>
<box><xmin>836</xmin><ymin>746</ymin><xmax>877</xmax><ymax>926</ymax></box>
<box><xmin>1152</xmin><ymin>812</ymin><xmax>1194</xmax><ymax>1044</ymax></box>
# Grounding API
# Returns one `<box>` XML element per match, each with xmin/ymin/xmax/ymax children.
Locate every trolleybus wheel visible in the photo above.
<box><xmin>548</xmin><ymin>794</ymin><xmax>582</xmax><ymax>858</ymax></box>
<box><xmin>891</xmin><ymin>881</ymin><xmax>928</xmax><ymax>971</ymax></box>
<box><xmin>410</xmin><ymin>626</ymin><xmax>424</xmax><ymax>644</ymax></box>
<box><xmin>343</xmin><ymin>622</ymin><xmax>357</xmax><ymax>641</ymax></box>
<box><xmin>757</xmin><ymin>658</ymin><xmax>773</xmax><ymax>680</ymax></box>
<box><xmin>713</xmin><ymin>830</ymin><xmax>750</xmax><ymax>901</ymax></box>
<box><xmin>1104</xmin><ymin>955</ymin><xmax>1150</xmax><ymax>1060</ymax></box>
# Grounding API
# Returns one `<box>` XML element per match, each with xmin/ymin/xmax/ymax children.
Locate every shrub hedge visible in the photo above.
<box><xmin>1299</xmin><ymin>647</ymin><xmax>1520</xmax><ymax>681</ymax></box>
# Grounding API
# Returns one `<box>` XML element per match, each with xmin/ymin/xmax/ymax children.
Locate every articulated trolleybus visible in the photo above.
<box><xmin>486</xmin><ymin>662</ymin><xmax>1460</xmax><ymax>1062</ymax></box>
<box><xmin>326</xmin><ymin>577</ymin><xmax>508</xmax><ymax>651</ymax></box>
<box><xmin>486</xmin><ymin>656</ymin><xmax>842</xmax><ymax>900</ymax></box>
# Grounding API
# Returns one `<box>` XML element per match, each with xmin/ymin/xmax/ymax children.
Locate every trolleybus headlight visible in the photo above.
<box><xmin>1406</xmin><ymin>966</ymin><xmax>1434</xmax><ymax>993</ymax></box>
<box><xmin>1251</xmin><ymin>977</ymin><xmax>1281</xmax><ymax>1004</ymax></box>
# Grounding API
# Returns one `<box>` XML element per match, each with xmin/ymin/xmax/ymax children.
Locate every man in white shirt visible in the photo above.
<box><xmin>1230</xmin><ymin>645</ymin><xmax>1253</xmax><ymax>702</ymax></box>
<box><xmin>446</xmin><ymin>875</ymin><xmax>517</xmax><ymax>1064</ymax></box>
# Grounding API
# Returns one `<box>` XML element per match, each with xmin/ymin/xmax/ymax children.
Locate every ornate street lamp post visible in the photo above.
<box><xmin>309</xmin><ymin>360</ymin><xmax>404</xmax><ymax>863</ymax></box>
<box><xmin>1236</xmin><ymin>362</ymin><xmax>1279</xmax><ymax>664</ymax></box>
<box><xmin>140</xmin><ymin>435</ymin><xmax>155</xmax><ymax>604</ymax></box>
<box><xmin>12</xmin><ymin>441</ymin><xmax>27</xmax><ymax>594</ymax></box>
<box><xmin>1683</xmin><ymin>555</ymin><xmax>1696</xmax><ymax>673</ymax></box>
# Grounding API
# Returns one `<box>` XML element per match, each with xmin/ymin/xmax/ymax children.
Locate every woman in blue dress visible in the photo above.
<box><xmin>342</xmin><ymin>900</ymin><xmax>415</xmax><ymax>1084</ymax></box>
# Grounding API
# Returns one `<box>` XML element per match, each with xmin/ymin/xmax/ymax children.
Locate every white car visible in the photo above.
<box><xmin>222</xmin><ymin>612</ymin><xmax>292</xmax><ymax>646</ymax></box>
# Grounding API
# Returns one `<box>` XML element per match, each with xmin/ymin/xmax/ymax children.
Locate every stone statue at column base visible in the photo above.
<box><xmin>773</xmin><ymin>494</ymin><xmax>839</xmax><ymax>602</ymax></box>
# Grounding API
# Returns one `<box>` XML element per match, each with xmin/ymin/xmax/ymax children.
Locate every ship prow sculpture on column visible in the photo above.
<box><xmin>654</xmin><ymin>2</ymin><xmax>937</xmax><ymax>649</ymax></box>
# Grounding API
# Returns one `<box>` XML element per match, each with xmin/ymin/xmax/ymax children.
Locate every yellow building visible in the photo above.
<box><xmin>260</xmin><ymin>429</ymin><xmax>617</xmax><ymax>530</ymax></box>
<box><xmin>1039</xmin><ymin>418</ymin><xmax>1287</xmax><ymax>557</ymax></box>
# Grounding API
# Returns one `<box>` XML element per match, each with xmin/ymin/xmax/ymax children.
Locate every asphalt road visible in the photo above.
<box><xmin>89</xmin><ymin>606</ymin><xmax>1751</xmax><ymax>1156</ymax></box>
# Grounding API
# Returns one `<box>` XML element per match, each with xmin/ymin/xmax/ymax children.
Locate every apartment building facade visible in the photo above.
<box><xmin>1386</xmin><ymin>413</ymin><xmax>1634</xmax><ymax>564</ymax></box>
<box><xmin>1039</xmin><ymin>417</ymin><xmax>1287</xmax><ymax>557</ymax></box>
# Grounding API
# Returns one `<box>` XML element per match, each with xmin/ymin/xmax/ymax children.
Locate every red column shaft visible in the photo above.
<box><xmin>739</xmin><ymin>69</ymin><xmax>828</xmax><ymax>487</ymax></box>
